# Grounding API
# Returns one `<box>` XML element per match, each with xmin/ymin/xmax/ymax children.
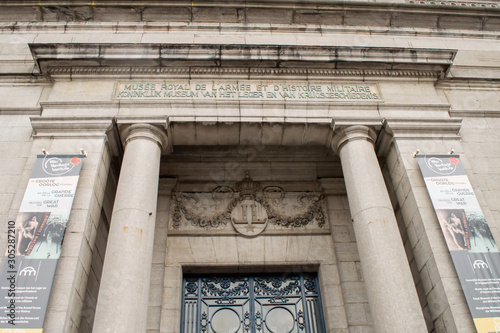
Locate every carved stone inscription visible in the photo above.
<box><xmin>169</xmin><ymin>173</ymin><xmax>326</xmax><ymax>236</ymax></box>
<box><xmin>115</xmin><ymin>80</ymin><xmax>381</xmax><ymax>102</ymax></box>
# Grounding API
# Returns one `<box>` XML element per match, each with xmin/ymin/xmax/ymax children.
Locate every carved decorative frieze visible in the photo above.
<box><xmin>48</xmin><ymin>66</ymin><xmax>441</xmax><ymax>79</ymax></box>
<box><xmin>170</xmin><ymin>172</ymin><xmax>326</xmax><ymax>236</ymax></box>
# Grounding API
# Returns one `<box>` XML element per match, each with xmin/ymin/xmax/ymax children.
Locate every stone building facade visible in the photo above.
<box><xmin>0</xmin><ymin>1</ymin><xmax>499</xmax><ymax>332</ymax></box>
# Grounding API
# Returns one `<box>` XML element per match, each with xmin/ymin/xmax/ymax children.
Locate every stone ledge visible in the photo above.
<box><xmin>449</xmin><ymin>109</ymin><xmax>500</xmax><ymax>117</ymax></box>
<box><xmin>0</xmin><ymin>1</ymin><xmax>498</xmax><ymax>32</ymax></box>
<box><xmin>384</xmin><ymin>118</ymin><xmax>462</xmax><ymax>139</ymax></box>
<box><xmin>0</xmin><ymin>106</ymin><xmax>41</xmax><ymax>115</ymax></box>
<box><xmin>30</xmin><ymin>116</ymin><xmax>114</xmax><ymax>138</ymax></box>
<box><xmin>2</xmin><ymin>22</ymin><xmax>499</xmax><ymax>41</ymax></box>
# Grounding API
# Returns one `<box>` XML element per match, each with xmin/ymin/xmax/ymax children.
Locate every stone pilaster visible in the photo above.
<box><xmin>92</xmin><ymin>123</ymin><xmax>168</xmax><ymax>333</ymax></box>
<box><xmin>29</xmin><ymin>117</ymin><xmax>116</xmax><ymax>333</ymax></box>
<box><xmin>332</xmin><ymin>125</ymin><xmax>427</xmax><ymax>333</ymax></box>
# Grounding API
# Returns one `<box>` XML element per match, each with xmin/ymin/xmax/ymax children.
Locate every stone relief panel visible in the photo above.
<box><xmin>169</xmin><ymin>172</ymin><xmax>328</xmax><ymax>236</ymax></box>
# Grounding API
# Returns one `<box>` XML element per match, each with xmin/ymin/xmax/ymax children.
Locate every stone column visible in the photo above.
<box><xmin>332</xmin><ymin>126</ymin><xmax>427</xmax><ymax>333</ymax></box>
<box><xmin>93</xmin><ymin>123</ymin><xmax>168</xmax><ymax>333</ymax></box>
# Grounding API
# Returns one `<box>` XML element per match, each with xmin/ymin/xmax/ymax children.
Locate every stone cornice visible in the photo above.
<box><xmin>30</xmin><ymin>117</ymin><xmax>114</xmax><ymax>138</ymax></box>
<box><xmin>373</xmin><ymin>118</ymin><xmax>462</xmax><ymax>157</ymax></box>
<box><xmin>0</xmin><ymin>107</ymin><xmax>42</xmax><ymax>115</ymax></box>
<box><xmin>437</xmin><ymin>80</ymin><xmax>500</xmax><ymax>90</ymax></box>
<box><xmin>449</xmin><ymin>109</ymin><xmax>500</xmax><ymax>118</ymax></box>
<box><xmin>1</xmin><ymin>1</ymin><xmax>499</xmax><ymax>14</ymax></box>
<box><xmin>384</xmin><ymin>118</ymin><xmax>462</xmax><ymax>139</ymax></box>
<box><xmin>2</xmin><ymin>22</ymin><xmax>499</xmax><ymax>41</ymax></box>
<box><xmin>30</xmin><ymin>44</ymin><xmax>455</xmax><ymax>76</ymax></box>
<box><xmin>30</xmin><ymin>43</ymin><xmax>456</xmax><ymax>71</ymax></box>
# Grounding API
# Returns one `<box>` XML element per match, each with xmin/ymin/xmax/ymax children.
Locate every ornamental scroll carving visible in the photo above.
<box><xmin>170</xmin><ymin>172</ymin><xmax>326</xmax><ymax>235</ymax></box>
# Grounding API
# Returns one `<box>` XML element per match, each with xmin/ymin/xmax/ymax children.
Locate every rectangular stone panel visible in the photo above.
<box><xmin>114</xmin><ymin>80</ymin><xmax>382</xmax><ymax>103</ymax></box>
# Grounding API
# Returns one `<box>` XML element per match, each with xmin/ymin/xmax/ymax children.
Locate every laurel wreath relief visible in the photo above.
<box><xmin>171</xmin><ymin>191</ymin><xmax>325</xmax><ymax>230</ymax></box>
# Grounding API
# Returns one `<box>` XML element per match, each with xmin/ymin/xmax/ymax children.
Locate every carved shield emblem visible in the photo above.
<box><xmin>231</xmin><ymin>199</ymin><xmax>268</xmax><ymax>236</ymax></box>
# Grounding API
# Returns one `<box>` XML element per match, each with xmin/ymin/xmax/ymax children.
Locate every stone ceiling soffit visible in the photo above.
<box><xmin>318</xmin><ymin>178</ymin><xmax>347</xmax><ymax>195</ymax></box>
<box><xmin>30</xmin><ymin>44</ymin><xmax>456</xmax><ymax>76</ymax></box>
<box><xmin>168</xmin><ymin>118</ymin><xmax>383</xmax><ymax>151</ymax></box>
<box><xmin>169</xmin><ymin>121</ymin><xmax>335</xmax><ymax>147</ymax></box>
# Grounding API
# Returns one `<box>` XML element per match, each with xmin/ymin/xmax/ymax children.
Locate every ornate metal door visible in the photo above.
<box><xmin>181</xmin><ymin>273</ymin><xmax>326</xmax><ymax>333</ymax></box>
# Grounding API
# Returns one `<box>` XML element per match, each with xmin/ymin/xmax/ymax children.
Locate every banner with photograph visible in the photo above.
<box><xmin>0</xmin><ymin>155</ymin><xmax>84</xmax><ymax>332</ymax></box>
<box><xmin>417</xmin><ymin>155</ymin><xmax>500</xmax><ymax>332</ymax></box>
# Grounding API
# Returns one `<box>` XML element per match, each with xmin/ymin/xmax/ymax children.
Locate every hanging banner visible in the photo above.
<box><xmin>417</xmin><ymin>155</ymin><xmax>500</xmax><ymax>333</ymax></box>
<box><xmin>0</xmin><ymin>154</ymin><xmax>84</xmax><ymax>333</ymax></box>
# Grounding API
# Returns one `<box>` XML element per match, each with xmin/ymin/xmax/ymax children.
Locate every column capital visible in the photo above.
<box><xmin>119</xmin><ymin>123</ymin><xmax>169</xmax><ymax>153</ymax></box>
<box><xmin>331</xmin><ymin>125</ymin><xmax>378</xmax><ymax>155</ymax></box>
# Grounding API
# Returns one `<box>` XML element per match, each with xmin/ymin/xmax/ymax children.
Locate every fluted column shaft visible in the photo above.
<box><xmin>332</xmin><ymin>125</ymin><xmax>427</xmax><ymax>333</ymax></box>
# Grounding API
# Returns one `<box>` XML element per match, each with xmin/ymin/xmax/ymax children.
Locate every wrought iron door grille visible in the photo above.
<box><xmin>181</xmin><ymin>273</ymin><xmax>326</xmax><ymax>333</ymax></box>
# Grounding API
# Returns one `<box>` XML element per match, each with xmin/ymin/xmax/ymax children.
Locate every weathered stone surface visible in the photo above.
<box><xmin>1</xmin><ymin>1</ymin><xmax>500</xmax><ymax>333</ymax></box>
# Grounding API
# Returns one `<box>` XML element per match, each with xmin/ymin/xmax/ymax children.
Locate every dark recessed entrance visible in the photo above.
<box><xmin>181</xmin><ymin>273</ymin><xmax>326</xmax><ymax>333</ymax></box>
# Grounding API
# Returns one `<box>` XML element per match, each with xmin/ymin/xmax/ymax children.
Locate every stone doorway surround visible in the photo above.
<box><xmin>27</xmin><ymin>43</ymin><xmax>465</xmax><ymax>332</ymax></box>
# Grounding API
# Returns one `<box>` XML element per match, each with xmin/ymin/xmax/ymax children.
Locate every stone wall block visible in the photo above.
<box><xmin>142</xmin><ymin>7</ymin><xmax>190</xmax><ymax>22</ymax></box>
<box><xmin>192</xmin><ymin>7</ymin><xmax>237</xmax><ymax>23</ymax></box>
<box><xmin>341</xmin><ymin>281</ymin><xmax>369</xmax><ymax>303</ymax></box>
<box><xmin>236</xmin><ymin>236</ymin><xmax>265</xmax><ymax>263</ymax></box>
<box><xmin>285</xmin><ymin>235</ymin><xmax>312</xmax><ymax>262</ymax></box>
<box><xmin>213</xmin><ymin>236</ymin><xmax>239</xmax><ymax>263</ymax></box>
<box><xmin>307</xmin><ymin>235</ymin><xmax>336</xmax><ymax>263</ymax></box>
<box><xmin>345</xmin><ymin>303</ymin><xmax>371</xmax><ymax>326</ymax></box>
<box><xmin>152</xmin><ymin>226</ymin><xmax>168</xmax><ymax>264</ymax></box>
<box><xmin>338</xmin><ymin>261</ymin><xmax>358</xmax><ymax>282</ymax></box>
<box><xmin>264</xmin><ymin>236</ymin><xmax>287</xmax><ymax>263</ymax></box>
<box><xmin>346</xmin><ymin>10</ymin><xmax>391</xmax><ymax>27</ymax></box>
<box><xmin>92</xmin><ymin>6</ymin><xmax>140</xmax><ymax>21</ymax></box>
<box><xmin>319</xmin><ymin>263</ymin><xmax>341</xmax><ymax>286</ymax></box>
<box><xmin>322</xmin><ymin>284</ymin><xmax>344</xmax><ymax>307</ymax></box>
<box><xmin>246</xmin><ymin>8</ymin><xmax>293</xmax><ymax>24</ymax></box>
<box><xmin>331</xmin><ymin>225</ymin><xmax>353</xmax><ymax>243</ymax></box>
<box><xmin>324</xmin><ymin>305</ymin><xmax>349</xmax><ymax>331</ymax></box>
<box><xmin>392</xmin><ymin>12</ymin><xmax>438</xmax><ymax>29</ymax></box>
<box><xmin>334</xmin><ymin>243</ymin><xmax>360</xmax><ymax>262</ymax></box>
<box><xmin>439</xmin><ymin>15</ymin><xmax>483</xmax><ymax>30</ymax></box>
<box><xmin>293</xmin><ymin>10</ymin><xmax>343</xmax><ymax>25</ymax></box>
<box><xmin>188</xmin><ymin>236</ymin><xmax>217</xmax><ymax>263</ymax></box>
<box><xmin>166</xmin><ymin>237</ymin><xmax>194</xmax><ymax>265</ymax></box>
<box><xmin>146</xmin><ymin>306</ymin><xmax>162</xmax><ymax>331</ymax></box>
